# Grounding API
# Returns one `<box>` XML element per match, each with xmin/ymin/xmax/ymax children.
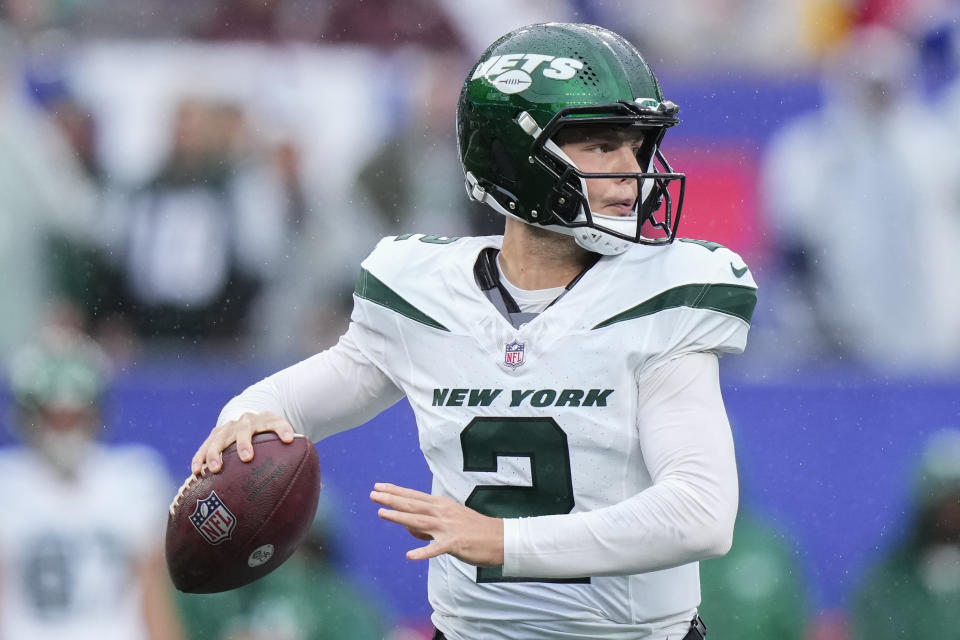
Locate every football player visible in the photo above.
<box><xmin>0</xmin><ymin>329</ymin><xmax>184</xmax><ymax>640</ymax></box>
<box><xmin>193</xmin><ymin>23</ymin><xmax>757</xmax><ymax>639</ymax></box>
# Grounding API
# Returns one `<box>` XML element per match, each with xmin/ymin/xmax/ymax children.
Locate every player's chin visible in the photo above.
<box><xmin>599</xmin><ymin>207</ymin><xmax>634</xmax><ymax>218</ymax></box>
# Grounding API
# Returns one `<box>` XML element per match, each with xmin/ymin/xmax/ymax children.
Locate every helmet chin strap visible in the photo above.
<box><xmin>572</xmin><ymin>217</ymin><xmax>635</xmax><ymax>255</ymax></box>
<box><xmin>536</xmin><ymin>214</ymin><xmax>635</xmax><ymax>256</ymax></box>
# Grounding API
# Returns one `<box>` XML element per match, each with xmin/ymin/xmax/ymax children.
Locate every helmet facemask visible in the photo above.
<box><xmin>526</xmin><ymin>102</ymin><xmax>685</xmax><ymax>255</ymax></box>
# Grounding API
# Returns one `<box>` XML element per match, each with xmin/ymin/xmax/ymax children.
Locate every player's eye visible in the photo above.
<box><xmin>585</xmin><ymin>143</ymin><xmax>615</xmax><ymax>154</ymax></box>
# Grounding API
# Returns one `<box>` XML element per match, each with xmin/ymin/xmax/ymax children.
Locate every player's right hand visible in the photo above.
<box><xmin>191</xmin><ymin>411</ymin><xmax>296</xmax><ymax>475</ymax></box>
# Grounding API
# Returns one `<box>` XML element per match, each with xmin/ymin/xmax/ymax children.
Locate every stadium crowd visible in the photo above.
<box><xmin>2</xmin><ymin>0</ymin><xmax>960</xmax><ymax>638</ymax></box>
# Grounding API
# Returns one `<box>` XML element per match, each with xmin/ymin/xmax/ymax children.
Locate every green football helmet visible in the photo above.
<box><xmin>9</xmin><ymin>329</ymin><xmax>109</xmax><ymax>415</ymax></box>
<box><xmin>457</xmin><ymin>23</ymin><xmax>685</xmax><ymax>254</ymax></box>
<box><xmin>7</xmin><ymin>329</ymin><xmax>110</xmax><ymax>474</ymax></box>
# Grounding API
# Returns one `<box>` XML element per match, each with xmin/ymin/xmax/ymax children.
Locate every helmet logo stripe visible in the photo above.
<box><xmin>472</xmin><ymin>53</ymin><xmax>585</xmax><ymax>93</ymax></box>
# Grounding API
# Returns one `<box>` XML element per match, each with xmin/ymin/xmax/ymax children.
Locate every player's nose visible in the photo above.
<box><xmin>611</xmin><ymin>145</ymin><xmax>642</xmax><ymax>176</ymax></box>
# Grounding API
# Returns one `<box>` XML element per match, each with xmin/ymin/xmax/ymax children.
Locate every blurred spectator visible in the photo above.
<box><xmin>698</xmin><ymin>509</ymin><xmax>808</xmax><ymax>640</ymax></box>
<box><xmin>1</xmin><ymin>0</ymin><xmax>71</xmax><ymax>35</ymax></box>
<box><xmin>918</xmin><ymin>5</ymin><xmax>960</xmax><ymax>96</ymax></box>
<box><xmin>40</xmin><ymin>92</ymin><xmax>129</xmax><ymax>339</ymax></box>
<box><xmin>0</xmin><ymin>327</ymin><xmax>184</xmax><ymax>639</ymax></box>
<box><xmin>938</xmin><ymin>12</ymin><xmax>960</xmax><ymax>138</ymax></box>
<box><xmin>318</xmin><ymin>0</ymin><xmax>462</xmax><ymax>51</ymax></box>
<box><xmin>177</xmin><ymin>491</ymin><xmax>390</xmax><ymax>640</ymax></box>
<box><xmin>592</xmin><ymin>0</ymin><xmax>852</xmax><ymax>71</ymax></box>
<box><xmin>194</xmin><ymin>0</ymin><xmax>464</xmax><ymax>49</ymax></box>
<box><xmin>26</xmin><ymin>82</ymin><xmax>140</xmax><ymax>360</ymax></box>
<box><xmin>850</xmin><ymin>428</ymin><xmax>960</xmax><ymax>639</ymax></box>
<box><xmin>761</xmin><ymin>25</ymin><xmax>960</xmax><ymax>372</ymax></box>
<box><xmin>193</xmin><ymin>0</ymin><xmax>289</xmax><ymax>43</ymax></box>
<box><xmin>3</xmin><ymin>0</ymin><xmax>212</xmax><ymax>40</ymax></box>
<box><xmin>91</xmin><ymin>96</ymin><xmax>304</xmax><ymax>349</ymax></box>
<box><xmin>351</xmin><ymin>50</ymin><xmax>500</xmax><ymax>241</ymax></box>
<box><xmin>0</xmin><ymin>23</ymin><xmax>99</xmax><ymax>360</ymax></box>
<box><xmin>438</xmin><ymin>1</ymin><xmax>575</xmax><ymax>56</ymax></box>
<box><xmin>55</xmin><ymin>39</ymin><xmax>407</xmax><ymax>357</ymax></box>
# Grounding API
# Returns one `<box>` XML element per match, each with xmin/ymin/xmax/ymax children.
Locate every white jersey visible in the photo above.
<box><xmin>0</xmin><ymin>443</ymin><xmax>173</xmax><ymax>640</ymax></box>
<box><xmin>220</xmin><ymin>233</ymin><xmax>757</xmax><ymax>639</ymax></box>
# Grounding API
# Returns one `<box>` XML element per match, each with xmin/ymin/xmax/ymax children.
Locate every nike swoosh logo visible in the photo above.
<box><xmin>730</xmin><ymin>263</ymin><xmax>748</xmax><ymax>278</ymax></box>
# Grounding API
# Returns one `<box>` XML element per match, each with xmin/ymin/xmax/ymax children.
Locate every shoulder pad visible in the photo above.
<box><xmin>360</xmin><ymin>234</ymin><xmax>469</xmax><ymax>278</ymax></box>
<box><xmin>673</xmin><ymin>238</ymin><xmax>757</xmax><ymax>290</ymax></box>
<box><xmin>354</xmin><ymin>235</ymin><xmax>501</xmax><ymax>334</ymax></box>
<box><xmin>587</xmin><ymin>239</ymin><xmax>758</xmax><ymax>356</ymax></box>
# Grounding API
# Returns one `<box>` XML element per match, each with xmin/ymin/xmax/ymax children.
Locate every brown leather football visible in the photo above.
<box><xmin>165</xmin><ymin>432</ymin><xmax>321</xmax><ymax>593</ymax></box>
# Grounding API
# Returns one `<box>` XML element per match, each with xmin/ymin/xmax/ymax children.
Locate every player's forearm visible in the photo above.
<box><xmin>502</xmin><ymin>475</ymin><xmax>736</xmax><ymax>577</ymax></box>
<box><xmin>503</xmin><ymin>352</ymin><xmax>738</xmax><ymax>578</ymax></box>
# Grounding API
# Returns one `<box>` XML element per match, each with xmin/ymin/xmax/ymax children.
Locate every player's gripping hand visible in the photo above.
<box><xmin>370</xmin><ymin>483</ymin><xmax>504</xmax><ymax>567</ymax></box>
<box><xmin>191</xmin><ymin>411</ymin><xmax>296</xmax><ymax>475</ymax></box>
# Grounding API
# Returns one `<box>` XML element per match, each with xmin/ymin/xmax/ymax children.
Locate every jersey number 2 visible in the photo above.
<box><xmin>461</xmin><ymin>417</ymin><xmax>589</xmax><ymax>583</ymax></box>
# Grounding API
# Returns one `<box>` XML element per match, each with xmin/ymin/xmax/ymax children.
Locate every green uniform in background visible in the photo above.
<box><xmin>850</xmin><ymin>428</ymin><xmax>960</xmax><ymax>640</ymax></box>
<box><xmin>698</xmin><ymin>511</ymin><xmax>808</xmax><ymax>640</ymax></box>
<box><xmin>851</xmin><ymin>544</ymin><xmax>960</xmax><ymax>640</ymax></box>
<box><xmin>177</xmin><ymin>552</ymin><xmax>388</xmax><ymax>640</ymax></box>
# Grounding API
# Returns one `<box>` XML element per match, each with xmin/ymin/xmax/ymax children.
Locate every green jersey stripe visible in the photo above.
<box><xmin>593</xmin><ymin>283</ymin><xmax>757</xmax><ymax>329</ymax></box>
<box><xmin>354</xmin><ymin>269</ymin><xmax>450</xmax><ymax>331</ymax></box>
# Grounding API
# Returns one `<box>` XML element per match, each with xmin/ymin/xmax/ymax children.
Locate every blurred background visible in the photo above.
<box><xmin>1</xmin><ymin>0</ymin><xmax>960</xmax><ymax>638</ymax></box>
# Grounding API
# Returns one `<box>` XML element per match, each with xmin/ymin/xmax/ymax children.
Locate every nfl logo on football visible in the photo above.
<box><xmin>504</xmin><ymin>340</ymin><xmax>525</xmax><ymax>369</ymax></box>
<box><xmin>189</xmin><ymin>491</ymin><xmax>237</xmax><ymax>545</ymax></box>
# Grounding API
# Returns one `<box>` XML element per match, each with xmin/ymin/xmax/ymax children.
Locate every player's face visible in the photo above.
<box><xmin>25</xmin><ymin>406</ymin><xmax>99</xmax><ymax>475</ymax></box>
<box><xmin>558</xmin><ymin>128</ymin><xmax>645</xmax><ymax>217</ymax></box>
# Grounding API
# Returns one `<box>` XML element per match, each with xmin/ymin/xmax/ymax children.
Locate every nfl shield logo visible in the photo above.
<box><xmin>189</xmin><ymin>491</ymin><xmax>237</xmax><ymax>545</ymax></box>
<box><xmin>504</xmin><ymin>340</ymin><xmax>525</xmax><ymax>369</ymax></box>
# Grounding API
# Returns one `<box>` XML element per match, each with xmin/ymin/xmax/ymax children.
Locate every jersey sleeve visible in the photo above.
<box><xmin>217</xmin><ymin>321</ymin><xmax>405</xmax><ymax>442</ymax></box>
<box><xmin>502</xmin><ymin>352</ymin><xmax>738</xmax><ymax>578</ymax></box>
<box><xmin>658</xmin><ymin>246</ymin><xmax>757</xmax><ymax>363</ymax></box>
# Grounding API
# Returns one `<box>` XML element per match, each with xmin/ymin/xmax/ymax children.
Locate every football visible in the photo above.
<box><xmin>165</xmin><ymin>432</ymin><xmax>321</xmax><ymax>593</ymax></box>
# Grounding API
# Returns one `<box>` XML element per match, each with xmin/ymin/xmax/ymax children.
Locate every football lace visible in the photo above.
<box><xmin>169</xmin><ymin>472</ymin><xmax>200</xmax><ymax>516</ymax></box>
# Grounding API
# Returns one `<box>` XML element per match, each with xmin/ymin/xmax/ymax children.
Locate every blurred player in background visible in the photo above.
<box><xmin>762</xmin><ymin>24</ymin><xmax>960</xmax><ymax>372</ymax></box>
<box><xmin>698</xmin><ymin>509</ymin><xmax>808</xmax><ymax>639</ymax></box>
<box><xmin>850</xmin><ymin>428</ymin><xmax>960</xmax><ymax>639</ymax></box>
<box><xmin>193</xmin><ymin>22</ymin><xmax>757</xmax><ymax>639</ymax></box>
<box><xmin>0</xmin><ymin>328</ymin><xmax>184</xmax><ymax>640</ymax></box>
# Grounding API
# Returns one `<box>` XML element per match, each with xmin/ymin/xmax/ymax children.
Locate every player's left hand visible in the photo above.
<box><xmin>370</xmin><ymin>483</ymin><xmax>503</xmax><ymax>568</ymax></box>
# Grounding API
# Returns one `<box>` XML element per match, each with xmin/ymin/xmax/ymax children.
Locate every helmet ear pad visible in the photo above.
<box><xmin>546</xmin><ymin>170</ymin><xmax>585</xmax><ymax>224</ymax></box>
<box><xmin>490</xmin><ymin>137</ymin><xmax>518</xmax><ymax>186</ymax></box>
